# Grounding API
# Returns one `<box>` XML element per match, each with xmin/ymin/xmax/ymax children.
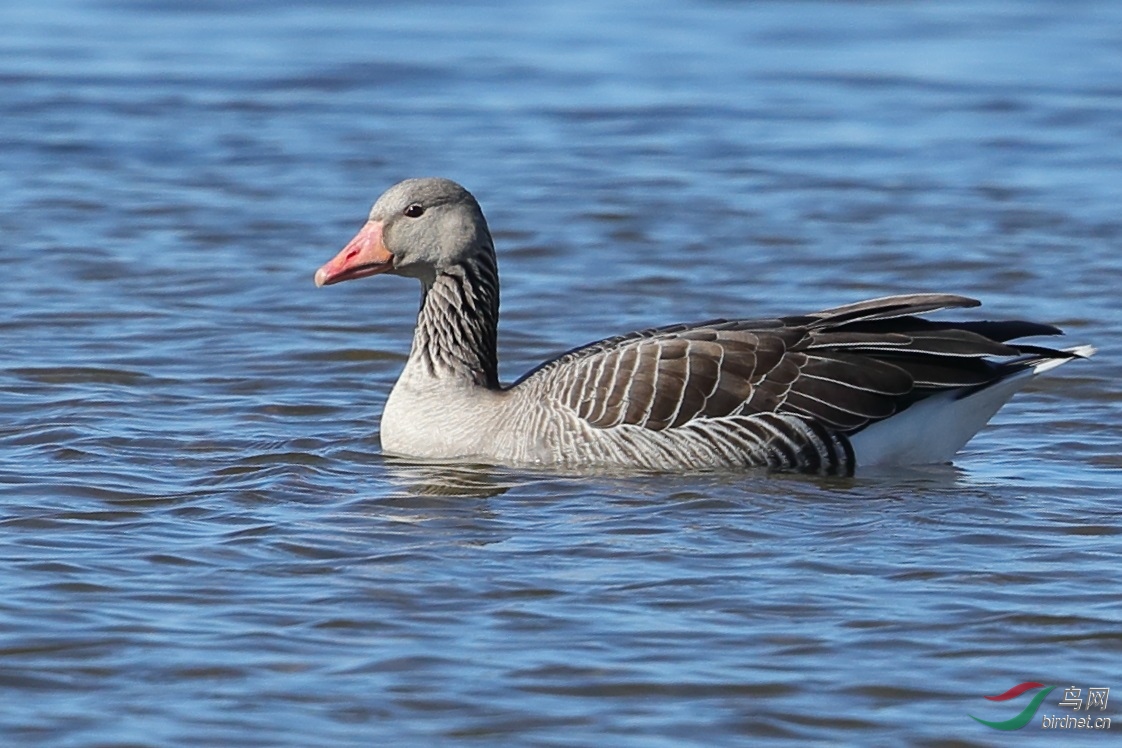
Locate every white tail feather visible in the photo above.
<box><xmin>851</xmin><ymin>347</ymin><xmax>1093</xmax><ymax>467</ymax></box>
<box><xmin>1033</xmin><ymin>344</ymin><xmax>1097</xmax><ymax>374</ymax></box>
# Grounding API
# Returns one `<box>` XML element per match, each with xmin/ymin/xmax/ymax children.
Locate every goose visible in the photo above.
<box><xmin>314</xmin><ymin>177</ymin><xmax>1093</xmax><ymax>475</ymax></box>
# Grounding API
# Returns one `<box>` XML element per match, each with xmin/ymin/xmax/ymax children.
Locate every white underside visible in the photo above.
<box><xmin>850</xmin><ymin>347</ymin><xmax>1093</xmax><ymax>467</ymax></box>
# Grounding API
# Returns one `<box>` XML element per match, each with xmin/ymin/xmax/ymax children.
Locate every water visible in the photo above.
<box><xmin>2</xmin><ymin>0</ymin><xmax>1121</xmax><ymax>745</ymax></box>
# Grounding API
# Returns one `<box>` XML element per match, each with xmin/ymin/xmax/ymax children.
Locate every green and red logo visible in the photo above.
<box><xmin>969</xmin><ymin>682</ymin><xmax>1056</xmax><ymax>730</ymax></box>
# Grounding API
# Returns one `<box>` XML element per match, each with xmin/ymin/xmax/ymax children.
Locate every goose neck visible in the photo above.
<box><xmin>410</xmin><ymin>254</ymin><xmax>500</xmax><ymax>389</ymax></box>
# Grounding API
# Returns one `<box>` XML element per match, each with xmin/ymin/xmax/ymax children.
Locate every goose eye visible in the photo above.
<box><xmin>403</xmin><ymin>203</ymin><xmax>425</xmax><ymax>218</ymax></box>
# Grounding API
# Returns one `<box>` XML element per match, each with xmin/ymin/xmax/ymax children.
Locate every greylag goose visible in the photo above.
<box><xmin>314</xmin><ymin>177</ymin><xmax>1093</xmax><ymax>475</ymax></box>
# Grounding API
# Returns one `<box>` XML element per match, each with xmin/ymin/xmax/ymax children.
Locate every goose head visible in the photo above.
<box><xmin>314</xmin><ymin>177</ymin><xmax>493</xmax><ymax>288</ymax></box>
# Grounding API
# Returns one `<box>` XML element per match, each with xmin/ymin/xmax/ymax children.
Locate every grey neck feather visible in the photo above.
<box><xmin>410</xmin><ymin>250</ymin><xmax>500</xmax><ymax>389</ymax></box>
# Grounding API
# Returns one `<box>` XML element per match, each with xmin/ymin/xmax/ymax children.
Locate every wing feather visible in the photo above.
<box><xmin>516</xmin><ymin>293</ymin><xmax>1067</xmax><ymax>459</ymax></box>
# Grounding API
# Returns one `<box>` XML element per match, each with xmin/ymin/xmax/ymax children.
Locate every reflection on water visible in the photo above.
<box><xmin>380</xmin><ymin>460</ymin><xmax>517</xmax><ymax>499</ymax></box>
<box><xmin>2</xmin><ymin>0</ymin><xmax>1120</xmax><ymax>745</ymax></box>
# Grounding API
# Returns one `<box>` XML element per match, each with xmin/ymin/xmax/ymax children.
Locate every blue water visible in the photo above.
<box><xmin>2</xmin><ymin>1</ymin><xmax>1121</xmax><ymax>745</ymax></box>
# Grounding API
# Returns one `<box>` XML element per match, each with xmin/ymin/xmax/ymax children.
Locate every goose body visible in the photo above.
<box><xmin>315</xmin><ymin>177</ymin><xmax>1093</xmax><ymax>475</ymax></box>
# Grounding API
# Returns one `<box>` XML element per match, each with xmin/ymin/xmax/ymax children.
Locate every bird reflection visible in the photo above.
<box><xmin>380</xmin><ymin>457</ymin><xmax>517</xmax><ymax>498</ymax></box>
